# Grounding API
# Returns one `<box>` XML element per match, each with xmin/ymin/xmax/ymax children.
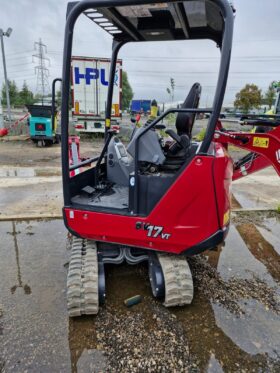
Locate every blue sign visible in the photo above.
<box><xmin>74</xmin><ymin>67</ymin><xmax>109</xmax><ymax>86</ymax></box>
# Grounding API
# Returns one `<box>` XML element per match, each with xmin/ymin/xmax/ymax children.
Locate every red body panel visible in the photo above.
<box><xmin>65</xmin><ymin>148</ymin><xmax>233</xmax><ymax>255</ymax></box>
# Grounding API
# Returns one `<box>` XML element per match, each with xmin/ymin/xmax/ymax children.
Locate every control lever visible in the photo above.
<box><xmin>155</xmin><ymin>124</ymin><xmax>166</xmax><ymax>130</ymax></box>
<box><xmin>165</xmin><ymin>129</ymin><xmax>181</xmax><ymax>144</ymax></box>
<box><xmin>165</xmin><ymin>129</ymin><xmax>190</xmax><ymax>150</ymax></box>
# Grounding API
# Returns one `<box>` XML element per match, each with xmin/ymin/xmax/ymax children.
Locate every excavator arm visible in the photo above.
<box><xmin>214</xmin><ymin>118</ymin><xmax>280</xmax><ymax>181</ymax></box>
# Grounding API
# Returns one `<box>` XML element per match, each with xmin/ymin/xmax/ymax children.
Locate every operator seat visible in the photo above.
<box><xmin>163</xmin><ymin>83</ymin><xmax>201</xmax><ymax>171</ymax></box>
<box><xmin>166</xmin><ymin>82</ymin><xmax>201</xmax><ymax>144</ymax></box>
<box><xmin>176</xmin><ymin>82</ymin><xmax>202</xmax><ymax>137</ymax></box>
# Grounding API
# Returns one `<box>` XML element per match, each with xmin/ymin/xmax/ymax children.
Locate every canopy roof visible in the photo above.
<box><xmin>68</xmin><ymin>1</ymin><xmax>235</xmax><ymax>47</ymax></box>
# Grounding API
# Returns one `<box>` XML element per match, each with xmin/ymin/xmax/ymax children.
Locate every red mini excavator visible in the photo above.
<box><xmin>60</xmin><ymin>0</ymin><xmax>280</xmax><ymax>317</ymax></box>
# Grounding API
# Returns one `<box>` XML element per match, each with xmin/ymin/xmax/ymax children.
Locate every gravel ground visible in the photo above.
<box><xmin>0</xmin><ymin>139</ymin><xmax>103</xmax><ymax>167</ymax></box>
<box><xmin>94</xmin><ymin>302</ymin><xmax>191</xmax><ymax>373</ymax></box>
<box><xmin>190</xmin><ymin>255</ymin><xmax>280</xmax><ymax>315</ymax></box>
<box><xmin>232</xmin><ymin>210</ymin><xmax>279</xmax><ymax>226</ymax></box>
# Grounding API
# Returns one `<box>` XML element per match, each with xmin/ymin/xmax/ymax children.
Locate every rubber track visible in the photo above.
<box><xmin>157</xmin><ymin>253</ymin><xmax>194</xmax><ymax>307</ymax></box>
<box><xmin>67</xmin><ymin>237</ymin><xmax>99</xmax><ymax>317</ymax></box>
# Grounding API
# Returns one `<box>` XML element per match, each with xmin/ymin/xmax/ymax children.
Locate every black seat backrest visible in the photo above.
<box><xmin>176</xmin><ymin>83</ymin><xmax>202</xmax><ymax>137</ymax></box>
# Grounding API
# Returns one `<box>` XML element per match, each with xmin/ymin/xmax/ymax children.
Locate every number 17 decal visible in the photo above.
<box><xmin>146</xmin><ymin>225</ymin><xmax>171</xmax><ymax>240</ymax></box>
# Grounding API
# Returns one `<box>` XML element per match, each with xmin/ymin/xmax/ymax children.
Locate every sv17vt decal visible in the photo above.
<box><xmin>135</xmin><ymin>222</ymin><xmax>171</xmax><ymax>240</ymax></box>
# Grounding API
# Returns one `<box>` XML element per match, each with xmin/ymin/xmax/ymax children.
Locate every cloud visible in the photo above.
<box><xmin>0</xmin><ymin>0</ymin><xmax>279</xmax><ymax>107</ymax></box>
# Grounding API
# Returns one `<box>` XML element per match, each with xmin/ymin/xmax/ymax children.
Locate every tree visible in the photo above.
<box><xmin>167</xmin><ymin>77</ymin><xmax>175</xmax><ymax>102</ymax></box>
<box><xmin>56</xmin><ymin>89</ymin><xmax>62</xmax><ymax>106</ymax></box>
<box><xmin>1</xmin><ymin>80</ymin><xmax>35</xmax><ymax>106</ymax></box>
<box><xmin>234</xmin><ymin>84</ymin><xmax>262</xmax><ymax>113</ymax></box>
<box><xmin>19</xmin><ymin>81</ymin><xmax>34</xmax><ymax>105</ymax></box>
<box><xmin>1</xmin><ymin>80</ymin><xmax>19</xmax><ymax>106</ymax></box>
<box><xmin>264</xmin><ymin>81</ymin><xmax>277</xmax><ymax>109</ymax></box>
<box><xmin>122</xmin><ymin>71</ymin><xmax>133</xmax><ymax>110</ymax></box>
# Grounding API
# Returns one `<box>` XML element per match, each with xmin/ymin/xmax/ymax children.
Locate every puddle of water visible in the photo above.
<box><xmin>217</xmin><ymin>225</ymin><xmax>277</xmax><ymax>286</ymax></box>
<box><xmin>1</xmin><ymin>219</ymin><xmax>280</xmax><ymax>372</ymax></box>
<box><xmin>68</xmin><ymin>317</ymin><xmax>99</xmax><ymax>373</ymax></box>
<box><xmin>213</xmin><ymin>299</ymin><xmax>280</xmax><ymax>359</ymax></box>
<box><xmin>0</xmin><ymin>220</ymin><xmax>70</xmax><ymax>372</ymax></box>
<box><xmin>172</xmin><ymin>289</ymin><xmax>278</xmax><ymax>372</ymax></box>
<box><xmin>257</xmin><ymin>217</ymin><xmax>280</xmax><ymax>256</ymax></box>
<box><xmin>76</xmin><ymin>349</ymin><xmax>107</xmax><ymax>373</ymax></box>
<box><xmin>235</xmin><ymin>223</ymin><xmax>280</xmax><ymax>283</ymax></box>
<box><xmin>9</xmin><ymin>221</ymin><xmax>32</xmax><ymax>295</ymax></box>
<box><xmin>207</xmin><ymin>354</ymin><xmax>224</xmax><ymax>373</ymax></box>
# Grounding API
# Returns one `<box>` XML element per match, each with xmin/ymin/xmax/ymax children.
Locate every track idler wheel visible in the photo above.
<box><xmin>149</xmin><ymin>253</ymin><xmax>165</xmax><ymax>298</ymax></box>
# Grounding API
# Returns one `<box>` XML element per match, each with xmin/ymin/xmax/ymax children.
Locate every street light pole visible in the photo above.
<box><xmin>0</xmin><ymin>28</ymin><xmax>13</xmax><ymax>123</ymax></box>
<box><xmin>0</xmin><ymin>91</ymin><xmax>3</xmax><ymax>129</ymax></box>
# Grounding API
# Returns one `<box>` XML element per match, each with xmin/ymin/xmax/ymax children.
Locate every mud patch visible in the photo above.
<box><xmin>232</xmin><ymin>210</ymin><xmax>279</xmax><ymax>227</ymax></box>
<box><xmin>68</xmin><ymin>317</ymin><xmax>100</xmax><ymax>372</ymax></box>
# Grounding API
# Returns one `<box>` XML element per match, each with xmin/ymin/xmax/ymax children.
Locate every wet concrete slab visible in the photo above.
<box><xmin>232</xmin><ymin>168</ymin><xmax>280</xmax><ymax>209</ymax></box>
<box><xmin>0</xmin><ymin>167</ymin><xmax>61</xmax><ymax>178</ymax></box>
<box><xmin>0</xmin><ymin>220</ymin><xmax>70</xmax><ymax>372</ymax></box>
<box><xmin>0</xmin><ymin>177</ymin><xmax>62</xmax><ymax>219</ymax></box>
<box><xmin>236</xmin><ymin>222</ymin><xmax>280</xmax><ymax>284</ymax></box>
<box><xmin>217</xmin><ymin>225</ymin><xmax>276</xmax><ymax>284</ymax></box>
<box><xmin>257</xmin><ymin>217</ymin><xmax>280</xmax><ymax>256</ymax></box>
<box><xmin>0</xmin><ymin>168</ymin><xmax>35</xmax><ymax>178</ymax></box>
<box><xmin>0</xmin><ymin>219</ymin><xmax>280</xmax><ymax>372</ymax></box>
<box><xmin>1</xmin><ymin>165</ymin><xmax>278</xmax><ymax>221</ymax></box>
<box><xmin>0</xmin><ymin>140</ymin><xmax>102</xmax><ymax>168</ymax></box>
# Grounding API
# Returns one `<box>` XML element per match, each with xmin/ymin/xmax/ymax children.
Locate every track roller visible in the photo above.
<box><xmin>67</xmin><ymin>237</ymin><xmax>103</xmax><ymax>317</ymax></box>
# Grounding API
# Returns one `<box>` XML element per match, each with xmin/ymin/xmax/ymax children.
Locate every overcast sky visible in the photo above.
<box><xmin>0</xmin><ymin>0</ymin><xmax>280</xmax><ymax>106</ymax></box>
